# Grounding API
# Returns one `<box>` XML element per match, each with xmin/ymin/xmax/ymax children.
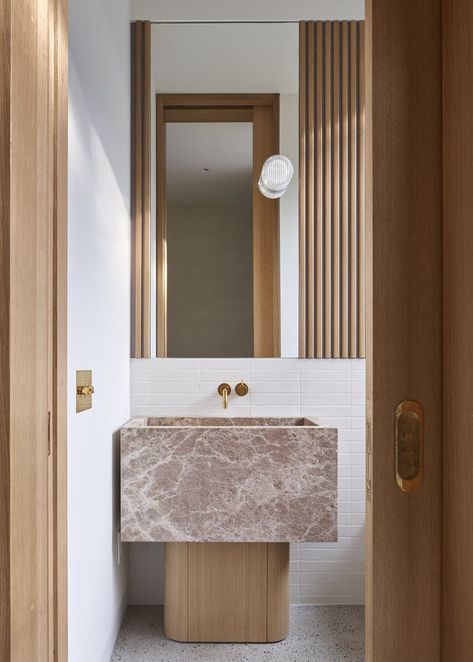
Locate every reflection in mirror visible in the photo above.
<box><xmin>166</xmin><ymin>122</ymin><xmax>254</xmax><ymax>358</ymax></box>
<box><xmin>151</xmin><ymin>23</ymin><xmax>299</xmax><ymax>358</ymax></box>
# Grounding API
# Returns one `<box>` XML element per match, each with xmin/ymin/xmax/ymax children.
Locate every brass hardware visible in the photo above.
<box><xmin>76</xmin><ymin>370</ymin><xmax>94</xmax><ymax>413</ymax></box>
<box><xmin>235</xmin><ymin>380</ymin><xmax>249</xmax><ymax>397</ymax></box>
<box><xmin>217</xmin><ymin>383</ymin><xmax>231</xmax><ymax>409</ymax></box>
<box><xmin>395</xmin><ymin>400</ymin><xmax>424</xmax><ymax>492</ymax></box>
<box><xmin>77</xmin><ymin>385</ymin><xmax>95</xmax><ymax>396</ymax></box>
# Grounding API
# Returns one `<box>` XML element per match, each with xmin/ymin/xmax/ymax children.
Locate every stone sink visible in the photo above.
<box><xmin>120</xmin><ymin>417</ymin><xmax>337</xmax><ymax>543</ymax></box>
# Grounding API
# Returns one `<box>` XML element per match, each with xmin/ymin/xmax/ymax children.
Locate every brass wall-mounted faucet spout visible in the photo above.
<box><xmin>217</xmin><ymin>383</ymin><xmax>231</xmax><ymax>409</ymax></box>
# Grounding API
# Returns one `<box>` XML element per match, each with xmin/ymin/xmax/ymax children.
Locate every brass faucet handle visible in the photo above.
<box><xmin>235</xmin><ymin>380</ymin><xmax>249</xmax><ymax>397</ymax></box>
<box><xmin>217</xmin><ymin>383</ymin><xmax>231</xmax><ymax>409</ymax></box>
<box><xmin>77</xmin><ymin>385</ymin><xmax>95</xmax><ymax>396</ymax></box>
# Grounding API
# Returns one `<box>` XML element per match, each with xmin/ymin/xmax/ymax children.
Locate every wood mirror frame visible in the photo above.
<box><xmin>156</xmin><ymin>93</ymin><xmax>280</xmax><ymax>358</ymax></box>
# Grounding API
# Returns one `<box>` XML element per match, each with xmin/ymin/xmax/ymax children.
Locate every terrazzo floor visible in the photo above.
<box><xmin>111</xmin><ymin>605</ymin><xmax>364</xmax><ymax>662</ymax></box>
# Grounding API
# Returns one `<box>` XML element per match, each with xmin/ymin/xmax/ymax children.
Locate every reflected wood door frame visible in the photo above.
<box><xmin>156</xmin><ymin>93</ymin><xmax>280</xmax><ymax>358</ymax></box>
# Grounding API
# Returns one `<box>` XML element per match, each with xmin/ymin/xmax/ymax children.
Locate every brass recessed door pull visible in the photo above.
<box><xmin>395</xmin><ymin>400</ymin><xmax>424</xmax><ymax>492</ymax></box>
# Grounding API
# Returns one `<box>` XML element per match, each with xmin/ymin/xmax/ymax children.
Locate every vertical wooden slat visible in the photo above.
<box><xmin>358</xmin><ymin>23</ymin><xmax>366</xmax><ymax>358</ymax></box>
<box><xmin>341</xmin><ymin>21</ymin><xmax>350</xmax><ymax>358</ymax></box>
<box><xmin>131</xmin><ymin>20</ymin><xmax>151</xmax><ymax>358</ymax></box>
<box><xmin>0</xmin><ymin>1</ymin><xmax>10</xmax><ymax>653</ymax></box>
<box><xmin>307</xmin><ymin>22</ymin><xmax>316</xmax><ymax>358</ymax></box>
<box><xmin>266</xmin><ymin>543</ymin><xmax>290</xmax><ymax>642</ymax></box>
<box><xmin>131</xmin><ymin>22</ymin><xmax>143</xmax><ymax>357</ymax></box>
<box><xmin>299</xmin><ymin>20</ymin><xmax>365</xmax><ymax>359</ymax></box>
<box><xmin>349</xmin><ymin>21</ymin><xmax>359</xmax><ymax>358</ymax></box>
<box><xmin>156</xmin><ymin>97</ymin><xmax>167</xmax><ymax>357</ymax></box>
<box><xmin>298</xmin><ymin>22</ymin><xmax>307</xmax><ymax>358</ymax></box>
<box><xmin>53</xmin><ymin>0</ymin><xmax>68</xmax><ymax>656</ymax></box>
<box><xmin>332</xmin><ymin>22</ymin><xmax>341</xmax><ymax>358</ymax></box>
<box><xmin>324</xmin><ymin>23</ymin><xmax>333</xmax><ymax>357</ymax></box>
<box><xmin>253</xmin><ymin>101</ymin><xmax>281</xmax><ymax>357</ymax></box>
<box><xmin>141</xmin><ymin>21</ymin><xmax>151</xmax><ymax>358</ymax></box>
<box><xmin>315</xmin><ymin>21</ymin><xmax>324</xmax><ymax>357</ymax></box>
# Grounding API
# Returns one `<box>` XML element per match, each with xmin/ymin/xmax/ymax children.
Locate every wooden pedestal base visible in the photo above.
<box><xmin>164</xmin><ymin>542</ymin><xmax>289</xmax><ymax>643</ymax></box>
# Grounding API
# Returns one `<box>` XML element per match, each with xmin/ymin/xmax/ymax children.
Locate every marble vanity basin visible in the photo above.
<box><xmin>120</xmin><ymin>417</ymin><xmax>337</xmax><ymax>543</ymax></box>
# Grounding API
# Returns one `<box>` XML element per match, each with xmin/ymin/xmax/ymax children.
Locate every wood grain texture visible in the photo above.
<box><xmin>443</xmin><ymin>1</ymin><xmax>473</xmax><ymax>658</ymax></box>
<box><xmin>365</xmin><ymin>1</ymin><xmax>442</xmax><ymax>660</ymax></box>
<box><xmin>252</xmin><ymin>100</ymin><xmax>280</xmax><ymax>357</ymax></box>
<box><xmin>165</xmin><ymin>543</ymin><xmax>289</xmax><ymax>643</ymax></box>
<box><xmin>52</xmin><ymin>0</ymin><xmax>68</xmax><ymax>657</ymax></box>
<box><xmin>131</xmin><ymin>21</ymin><xmax>151</xmax><ymax>358</ymax></box>
<box><xmin>298</xmin><ymin>22</ymin><xmax>307</xmax><ymax>358</ymax></box>
<box><xmin>266</xmin><ymin>542</ymin><xmax>289</xmax><ymax>642</ymax></box>
<box><xmin>141</xmin><ymin>21</ymin><xmax>151</xmax><ymax>358</ymax></box>
<box><xmin>0</xmin><ymin>1</ymin><xmax>11</xmax><ymax>658</ymax></box>
<box><xmin>188</xmin><ymin>543</ymin><xmax>267</xmax><ymax>643</ymax></box>
<box><xmin>0</xmin><ymin>2</ymin><xmax>68</xmax><ymax>659</ymax></box>
<box><xmin>156</xmin><ymin>96</ymin><xmax>167</xmax><ymax>357</ymax></box>
<box><xmin>164</xmin><ymin>543</ymin><xmax>188</xmax><ymax>642</ymax></box>
<box><xmin>299</xmin><ymin>21</ymin><xmax>365</xmax><ymax>359</ymax></box>
<box><xmin>131</xmin><ymin>22</ymin><xmax>143</xmax><ymax>357</ymax></box>
<box><xmin>156</xmin><ymin>94</ymin><xmax>280</xmax><ymax>358</ymax></box>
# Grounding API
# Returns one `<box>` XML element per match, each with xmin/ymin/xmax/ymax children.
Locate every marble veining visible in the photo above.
<box><xmin>121</xmin><ymin>417</ymin><xmax>337</xmax><ymax>543</ymax></box>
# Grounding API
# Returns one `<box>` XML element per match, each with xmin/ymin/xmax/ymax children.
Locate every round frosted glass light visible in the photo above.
<box><xmin>258</xmin><ymin>155</ymin><xmax>294</xmax><ymax>199</ymax></box>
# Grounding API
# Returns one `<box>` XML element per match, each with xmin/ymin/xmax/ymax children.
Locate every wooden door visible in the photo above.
<box><xmin>442</xmin><ymin>1</ymin><xmax>473</xmax><ymax>658</ymax></box>
<box><xmin>0</xmin><ymin>1</ymin><xmax>68</xmax><ymax>661</ymax></box>
<box><xmin>365</xmin><ymin>1</ymin><xmax>442</xmax><ymax>660</ymax></box>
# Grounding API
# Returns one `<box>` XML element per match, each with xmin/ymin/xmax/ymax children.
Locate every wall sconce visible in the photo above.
<box><xmin>258</xmin><ymin>154</ymin><xmax>294</xmax><ymax>199</ymax></box>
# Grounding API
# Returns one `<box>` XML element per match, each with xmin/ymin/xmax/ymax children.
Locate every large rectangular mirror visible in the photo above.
<box><xmin>151</xmin><ymin>23</ymin><xmax>300</xmax><ymax>358</ymax></box>
<box><xmin>132</xmin><ymin>20</ymin><xmax>366</xmax><ymax>361</ymax></box>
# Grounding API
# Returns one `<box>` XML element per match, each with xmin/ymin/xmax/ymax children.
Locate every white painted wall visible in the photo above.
<box><xmin>132</xmin><ymin>0</ymin><xmax>364</xmax><ymax>21</ymax></box>
<box><xmin>130</xmin><ymin>358</ymin><xmax>365</xmax><ymax>605</ymax></box>
<box><xmin>68</xmin><ymin>1</ymin><xmax>131</xmax><ymax>660</ymax></box>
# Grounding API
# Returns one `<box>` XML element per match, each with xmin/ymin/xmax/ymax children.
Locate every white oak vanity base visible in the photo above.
<box><xmin>164</xmin><ymin>542</ymin><xmax>289</xmax><ymax>643</ymax></box>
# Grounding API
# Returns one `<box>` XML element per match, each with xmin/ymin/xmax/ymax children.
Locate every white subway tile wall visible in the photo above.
<box><xmin>129</xmin><ymin>358</ymin><xmax>365</xmax><ymax>605</ymax></box>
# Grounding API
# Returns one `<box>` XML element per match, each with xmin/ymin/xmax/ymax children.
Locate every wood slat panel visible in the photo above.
<box><xmin>266</xmin><ymin>543</ymin><xmax>289</xmax><ymax>642</ymax></box>
<box><xmin>131</xmin><ymin>22</ymin><xmax>143</xmax><ymax>357</ymax></box>
<box><xmin>299</xmin><ymin>20</ymin><xmax>365</xmax><ymax>359</ymax></box>
<box><xmin>131</xmin><ymin>21</ymin><xmax>151</xmax><ymax>358</ymax></box>
<box><xmin>315</xmin><ymin>21</ymin><xmax>324</xmax><ymax>357</ymax></box>
<box><xmin>187</xmin><ymin>543</ymin><xmax>268</xmax><ymax>643</ymax></box>
<box><xmin>358</xmin><ymin>23</ymin><xmax>366</xmax><ymax>358</ymax></box>
<box><xmin>141</xmin><ymin>21</ymin><xmax>151</xmax><ymax>358</ymax></box>
<box><xmin>349</xmin><ymin>21</ymin><xmax>359</xmax><ymax>357</ymax></box>
<box><xmin>298</xmin><ymin>22</ymin><xmax>307</xmax><ymax>358</ymax></box>
<box><xmin>341</xmin><ymin>21</ymin><xmax>350</xmax><ymax>358</ymax></box>
<box><xmin>164</xmin><ymin>543</ymin><xmax>188</xmax><ymax>642</ymax></box>
<box><xmin>324</xmin><ymin>22</ymin><xmax>333</xmax><ymax>357</ymax></box>
<box><xmin>332</xmin><ymin>22</ymin><xmax>341</xmax><ymax>358</ymax></box>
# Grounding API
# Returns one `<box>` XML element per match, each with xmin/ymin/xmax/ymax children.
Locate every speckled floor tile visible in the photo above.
<box><xmin>111</xmin><ymin>605</ymin><xmax>364</xmax><ymax>662</ymax></box>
